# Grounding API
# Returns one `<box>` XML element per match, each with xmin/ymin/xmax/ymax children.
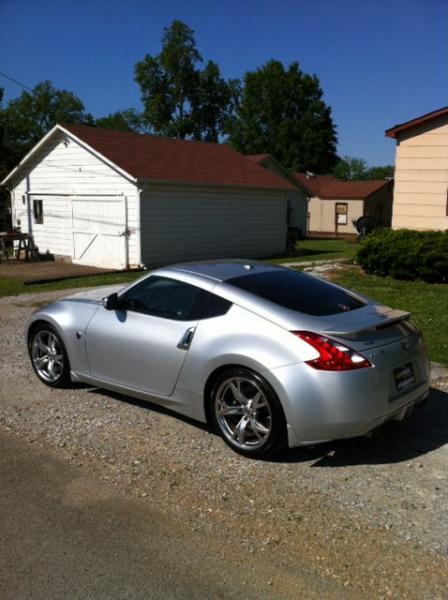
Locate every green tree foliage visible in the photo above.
<box><xmin>333</xmin><ymin>155</ymin><xmax>394</xmax><ymax>180</ymax></box>
<box><xmin>2</xmin><ymin>80</ymin><xmax>93</xmax><ymax>158</ymax></box>
<box><xmin>95</xmin><ymin>109</ymin><xmax>145</xmax><ymax>133</ymax></box>
<box><xmin>226</xmin><ymin>60</ymin><xmax>338</xmax><ymax>173</ymax></box>
<box><xmin>134</xmin><ymin>20</ymin><xmax>238</xmax><ymax>141</ymax></box>
<box><xmin>190</xmin><ymin>61</ymin><xmax>240</xmax><ymax>142</ymax></box>
<box><xmin>0</xmin><ymin>88</ymin><xmax>11</xmax><ymax>229</ymax></box>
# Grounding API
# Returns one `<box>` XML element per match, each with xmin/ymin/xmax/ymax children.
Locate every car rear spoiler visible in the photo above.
<box><xmin>323</xmin><ymin>308</ymin><xmax>411</xmax><ymax>338</ymax></box>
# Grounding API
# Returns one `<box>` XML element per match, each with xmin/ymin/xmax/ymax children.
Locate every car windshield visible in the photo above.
<box><xmin>227</xmin><ymin>269</ymin><xmax>366</xmax><ymax>316</ymax></box>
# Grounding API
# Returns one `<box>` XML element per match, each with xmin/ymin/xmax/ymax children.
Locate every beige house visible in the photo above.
<box><xmin>386</xmin><ymin>106</ymin><xmax>448</xmax><ymax>230</ymax></box>
<box><xmin>294</xmin><ymin>173</ymin><xmax>392</xmax><ymax>237</ymax></box>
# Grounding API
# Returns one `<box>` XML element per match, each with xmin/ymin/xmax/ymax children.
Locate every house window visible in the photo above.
<box><xmin>335</xmin><ymin>202</ymin><xmax>348</xmax><ymax>226</ymax></box>
<box><xmin>33</xmin><ymin>199</ymin><xmax>44</xmax><ymax>224</ymax></box>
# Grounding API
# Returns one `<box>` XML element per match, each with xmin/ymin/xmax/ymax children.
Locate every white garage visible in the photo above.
<box><xmin>2</xmin><ymin>124</ymin><xmax>296</xmax><ymax>269</ymax></box>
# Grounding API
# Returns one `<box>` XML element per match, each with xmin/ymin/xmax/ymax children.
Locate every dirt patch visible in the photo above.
<box><xmin>0</xmin><ymin>260</ymin><xmax>113</xmax><ymax>283</ymax></box>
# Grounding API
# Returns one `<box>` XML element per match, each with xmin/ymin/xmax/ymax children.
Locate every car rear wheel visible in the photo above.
<box><xmin>210</xmin><ymin>367</ymin><xmax>286</xmax><ymax>458</ymax></box>
<box><xmin>29</xmin><ymin>324</ymin><xmax>71</xmax><ymax>388</ymax></box>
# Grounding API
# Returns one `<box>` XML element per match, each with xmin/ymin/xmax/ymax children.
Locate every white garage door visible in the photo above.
<box><xmin>72</xmin><ymin>196</ymin><xmax>127</xmax><ymax>269</ymax></box>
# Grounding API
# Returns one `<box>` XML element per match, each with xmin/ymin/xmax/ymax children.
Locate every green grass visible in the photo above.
<box><xmin>0</xmin><ymin>270</ymin><xmax>143</xmax><ymax>299</ymax></box>
<box><xmin>331</xmin><ymin>268</ymin><xmax>448</xmax><ymax>366</ymax></box>
<box><xmin>268</xmin><ymin>238</ymin><xmax>357</xmax><ymax>264</ymax></box>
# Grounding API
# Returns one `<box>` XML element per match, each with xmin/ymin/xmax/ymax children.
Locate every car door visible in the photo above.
<box><xmin>85</xmin><ymin>276</ymin><xmax>202</xmax><ymax>396</ymax></box>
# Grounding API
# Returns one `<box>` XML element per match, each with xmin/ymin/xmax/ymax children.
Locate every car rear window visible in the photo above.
<box><xmin>227</xmin><ymin>270</ymin><xmax>366</xmax><ymax>316</ymax></box>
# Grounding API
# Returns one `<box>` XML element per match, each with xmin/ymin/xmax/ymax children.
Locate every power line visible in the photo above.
<box><xmin>0</xmin><ymin>70</ymin><xmax>33</xmax><ymax>92</ymax></box>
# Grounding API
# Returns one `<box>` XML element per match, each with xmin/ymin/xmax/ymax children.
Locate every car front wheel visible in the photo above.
<box><xmin>210</xmin><ymin>367</ymin><xmax>286</xmax><ymax>458</ymax></box>
<box><xmin>29</xmin><ymin>324</ymin><xmax>71</xmax><ymax>388</ymax></box>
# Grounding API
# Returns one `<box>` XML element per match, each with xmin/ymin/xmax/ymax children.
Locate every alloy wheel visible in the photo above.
<box><xmin>215</xmin><ymin>376</ymin><xmax>272</xmax><ymax>451</ymax></box>
<box><xmin>31</xmin><ymin>330</ymin><xmax>65</xmax><ymax>383</ymax></box>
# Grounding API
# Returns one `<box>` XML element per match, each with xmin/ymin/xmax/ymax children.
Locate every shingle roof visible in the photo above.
<box><xmin>294</xmin><ymin>173</ymin><xmax>390</xmax><ymax>200</ymax></box>
<box><xmin>246</xmin><ymin>153</ymin><xmax>270</xmax><ymax>162</ymax></box>
<box><xmin>385</xmin><ymin>106</ymin><xmax>448</xmax><ymax>139</ymax></box>
<box><xmin>62</xmin><ymin>124</ymin><xmax>293</xmax><ymax>190</ymax></box>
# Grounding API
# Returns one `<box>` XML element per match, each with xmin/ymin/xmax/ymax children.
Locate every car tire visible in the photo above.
<box><xmin>210</xmin><ymin>367</ymin><xmax>287</xmax><ymax>458</ymax></box>
<box><xmin>29</xmin><ymin>323</ymin><xmax>71</xmax><ymax>388</ymax></box>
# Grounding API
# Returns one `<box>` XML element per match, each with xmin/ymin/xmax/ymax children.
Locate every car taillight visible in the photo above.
<box><xmin>292</xmin><ymin>331</ymin><xmax>371</xmax><ymax>371</ymax></box>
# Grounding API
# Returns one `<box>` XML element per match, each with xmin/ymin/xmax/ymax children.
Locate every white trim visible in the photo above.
<box><xmin>136</xmin><ymin>186</ymin><xmax>142</xmax><ymax>267</ymax></box>
<box><xmin>1</xmin><ymin>124</ymin><xmax>138</xmax><ymax>187</ymax></box>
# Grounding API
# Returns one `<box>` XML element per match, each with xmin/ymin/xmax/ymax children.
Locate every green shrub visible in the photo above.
<box><xmin>356</xmin><ymin>229</ymin><xmax>448</xmax><ymax>283</ymax></box>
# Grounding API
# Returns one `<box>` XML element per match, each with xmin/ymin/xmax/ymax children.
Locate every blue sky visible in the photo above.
<box><xmin>0</xmin><ymin>0</ymin><xmax>447</xmax><ymax>165</ymax></box>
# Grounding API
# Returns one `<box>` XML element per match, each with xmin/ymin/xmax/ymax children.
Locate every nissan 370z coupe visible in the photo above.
<box><xmin>27</xmin><ymin>260</ymin><xmax>430</xmax><ymax>458</ymax></box>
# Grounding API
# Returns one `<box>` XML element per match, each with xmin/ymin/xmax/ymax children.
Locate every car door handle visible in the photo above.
<box><xmin>177</xmin><ymin>327</ymin><xmax>196</xmax><ymax>350</ymax></box>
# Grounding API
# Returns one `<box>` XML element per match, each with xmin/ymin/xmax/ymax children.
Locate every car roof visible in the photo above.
<box><xmin>167</xmin><ymin>259</ymin><xmax>284</xmax><ymax>282</ymax></box>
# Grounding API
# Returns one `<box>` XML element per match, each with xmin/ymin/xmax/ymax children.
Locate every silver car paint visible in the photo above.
<box><xmin>27</xmin><ymin>261</ymin><xmax>430</xmax><ymax>447</ymax></box>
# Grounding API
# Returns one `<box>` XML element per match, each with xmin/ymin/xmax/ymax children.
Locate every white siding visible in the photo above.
<box><xmin>10</xmin><ymin>131</ymin><xmax>139</xmax><ymax>266</ymax></box>
<box><xmin>140</xmin><ymin>185</ymin><xmax>287</xmax><ymax>266</ymax></box>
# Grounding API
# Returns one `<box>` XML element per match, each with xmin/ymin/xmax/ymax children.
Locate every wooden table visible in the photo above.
<box><xmin>0</xmin><ymin>232</ymin><xmax>37</xmax><ymax>261</ymax></box>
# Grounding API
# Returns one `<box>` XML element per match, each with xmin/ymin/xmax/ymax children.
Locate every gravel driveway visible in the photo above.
<box><xmin>1</xmin><ymin>288</ymin><xmax>447</xmax><ymax>599</ymax></box>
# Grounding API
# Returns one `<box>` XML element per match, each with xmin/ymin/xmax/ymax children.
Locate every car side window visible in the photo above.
<box><xmin>121</xmin><ymin>276</ymin><xmax>232</xmax><ymax>321</ymax></box>
<box><xmin>121</xmin><ymin>276</ymin><xmax>201</xmax><ymax>321</ymax></box>
<box><xmin>191</xmin><ymin>291</ymin><xmax>232</xmax><ymax>320</ymax></box>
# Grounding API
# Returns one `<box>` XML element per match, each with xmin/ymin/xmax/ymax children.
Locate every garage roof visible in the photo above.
<box><xmin>294</xmin><ymin>173</ymin><xmax>390</xmax><ymax>200</ymax></box>
<box><xmin>62</xmin><ymin>124</ymin><xmax>293</xmax><ymax>190</ymax></box>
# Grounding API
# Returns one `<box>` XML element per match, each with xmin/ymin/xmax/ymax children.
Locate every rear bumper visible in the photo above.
<box><xmin>286</xmin><ymin>385</ymin><xmax>428</xmax><ymax>447</ymax></box>
<box><xmin>266</xmin><ymin>348</ymin><xmax>430</xmax><ymax>448</ymax></box>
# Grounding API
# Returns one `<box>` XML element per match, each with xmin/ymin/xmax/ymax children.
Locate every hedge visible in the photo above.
<box><xmin>356</xmin><ymin>229</ymin><xmax>448</xmax><ymax>283</ymax></box>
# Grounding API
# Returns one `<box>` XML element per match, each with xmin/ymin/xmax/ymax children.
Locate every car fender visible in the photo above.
<box><xmin>27</xmin><ymin>299</ymin><xmax>100</xmax><ymax>374</ymax></box>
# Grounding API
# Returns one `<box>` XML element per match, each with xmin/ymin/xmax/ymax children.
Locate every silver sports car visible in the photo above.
<box><xmin>27</xmin><ymin>260</ymin><xmax>430</xmax><ymax>457</ymax></box>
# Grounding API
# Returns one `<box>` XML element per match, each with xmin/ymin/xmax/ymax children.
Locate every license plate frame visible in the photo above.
<box><xmin>394</xmin><ymin>363</ymin><xmax>415</xmax><ymax>392</ymax></box>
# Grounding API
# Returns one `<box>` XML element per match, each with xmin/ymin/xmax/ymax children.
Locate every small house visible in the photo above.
<box><xmin>294</xmin><ymin>173</ymin><xmax>392</xmax><ymax>237</ymax></box>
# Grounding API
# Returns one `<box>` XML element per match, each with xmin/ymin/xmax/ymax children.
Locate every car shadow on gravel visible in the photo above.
<box><xmin>86</xmin><ymin>387</ymin><xmax>212</xmax><ymax>433</ymax></box>
<box><xmin>86</xmin><ymin>386</ymin><xmax>448</xmax><ymax>467</ymax></box>
<box><xmin>273</xmin><ymin>387</ymin><xmax>448</xmax><ymax>467</ymax></box>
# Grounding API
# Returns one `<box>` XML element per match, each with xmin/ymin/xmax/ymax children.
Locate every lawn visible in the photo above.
<box><xmin>331</xmin><ymin>268</ymin><xmax>448</xmax><ymax>366</ymax></box>
<box><xmin>268</xmin><ymin>238</ymin><xmax>357</xmax><ymax>264</ymax></box>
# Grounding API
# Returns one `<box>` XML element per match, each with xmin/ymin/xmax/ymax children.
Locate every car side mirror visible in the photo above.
<box><xmin>102</xmin><ymin>292</ymin><xmax>122</xmax><ymax>310</ymax></box>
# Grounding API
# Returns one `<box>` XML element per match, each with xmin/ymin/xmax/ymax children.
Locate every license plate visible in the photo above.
<box><xmin>394</xmin><ymin>363</ymin><xmax>415</xmax><ymax>391</ymax></box>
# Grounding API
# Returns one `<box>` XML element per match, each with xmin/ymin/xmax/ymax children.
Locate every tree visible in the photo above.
<box><xmin>333</xmin><ymin>156</ymin><xmax>369</xmax><ymax>180</ymax></box>
<box><xmin>225</xmin><ymin>60</ymin><xmax>338</xmax><ymax>173</ymax></box>
<box><xmin>333</xmin><ymin>155</ymin><xmax>394</xmax><ymax>180</ymax></box>
<box><xmin>368</xmin><ymin>164</ymin><xmax>394</xmax><ymax>180</ymax></box>
<box><xmin>0</xmin><ymin>87</ymin><xmax>12</xmax><ymax>229</ymax></box>
<box><xmin>134</xmin><ymin>20</ymin><xmax>238</xmax><ymax>141</ymax></box>
<box><xmin>95</xmin><ymin>109</ymin><xmax>145</xmax><ymax>133</ymax></box>
<box><xmin>190</xmin><ymin>61</ymin><xmax>240</xmax><ymax>142</ymax></box>
<box><xmin>1</xmin><ymin>80</ymin><xmax>93</xmax><ymax>158</ymax></box>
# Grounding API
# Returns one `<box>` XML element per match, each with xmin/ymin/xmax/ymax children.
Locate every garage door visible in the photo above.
<box><xmin>72</xmin><ymin>196</ymin><xmax>127</xmax><ymax>269</ymax></box>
